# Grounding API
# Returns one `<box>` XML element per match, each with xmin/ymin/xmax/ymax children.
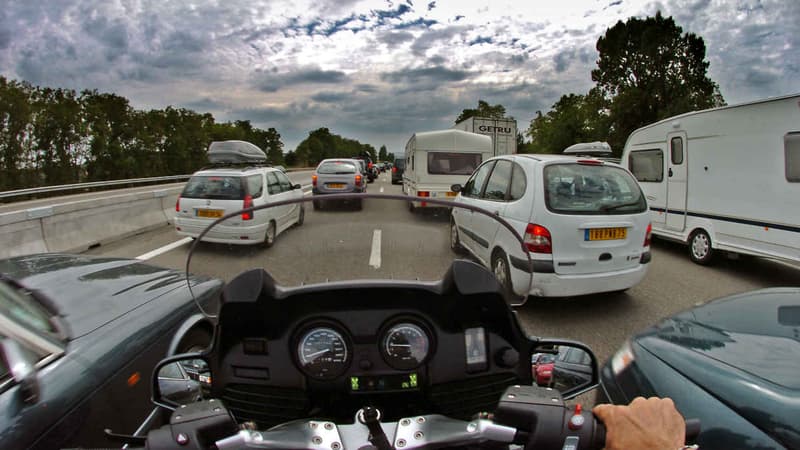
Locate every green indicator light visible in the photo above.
<box><xmin>351</xmin><ymin>377</ymin><xmax>359</xmax><ymax>391</ymax></box>
<box><xmin>409</xmin><ymin>373</ymin><xmax>418</xmax><ymax>387</ymax></box>
<box><xmin>401</xmin><ymin>382</ymin><xmax>410</xmax><ymax>388</ymax></box>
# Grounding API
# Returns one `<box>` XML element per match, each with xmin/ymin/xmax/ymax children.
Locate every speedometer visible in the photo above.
<box><xmin>297</xmin><ymin>327</ymin><xmax>350</xmax><ymax>380</ymax></box>
<box><xmin>382</xmin><ymin>323</ymin><xmax>430</xmax><ymax>370</ymax></box>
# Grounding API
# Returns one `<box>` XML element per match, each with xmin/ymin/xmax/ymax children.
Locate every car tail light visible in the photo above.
<box><xmin>368</xmin><ymin>162</ymin><xmax>374</xmax><ymax>169</ymax></box>
<box><xmin>392</xmin><ymin>166</ymin><xmax>397</xmax><ymax>173</ymax></box>
<box><xmin>242</xmin><ymin>195</ymin><xmax>253</xmax><ymax>221</ymax></box>
<box><xmin>524</xmin><ymin>224</ymin><xmax>552</xmax><ymax>254</ymax></box>
<box><xmin>355</xmin><ymin>174</ymin><xmax>362</xmax><ymax>186</ymax></box>
<box><xmin>644</xmin><ymin>222</ymin><xmax>652</xmax><ymax>247</ymax></box>
<box><xmin>577</xmin><ymin>159</ymin><xmax>603</xmax><ymax>166</ymax></box>
<box><xmin>175</xmin><ymin>196</ymin><xmax>180</xmax><ymax>212</ymax></box>
<box><xmin>312</xmin><ymin>174</ymin><xmax>318</xmax><ymax>187</ymax></box>
<box><xmin>418</xmin><ymin>191</ymin><xmax>429</xmax><ymax>197</ymax></box>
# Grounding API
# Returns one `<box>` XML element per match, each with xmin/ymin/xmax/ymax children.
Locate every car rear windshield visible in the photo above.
<box><xmin>317</xmin><ymin>161</ymin><xmax>357</xmax><ymax>174</ymax></box>
<box><xmin>544</xmin><ymin>163</ymin><xmax>647</xmax><ymax>215</ymax></box>
<box><xmin>427</xmin><ymin>152</ymin><xmax>482</xmax><ymax>175</ymax></box>
<box><xmin>181</xmin><ymin>175</ymin><xmax>246</xmax><ymax>200</ymax></box>
<box><xmin>394</xmin><ymin>159</ymin><xmax>405</xmax><ymax>169</ymax></box>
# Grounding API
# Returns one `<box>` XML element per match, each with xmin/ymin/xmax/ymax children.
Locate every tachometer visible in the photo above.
<box><xmin>297</xmin><ymin>327</ymin><xmax>350</xmax><ymax>380</ymax></box>
<box><xmin>382</xmin><ymin>323</ymin><xmax>430</xmax><ymax>370</ymax></box>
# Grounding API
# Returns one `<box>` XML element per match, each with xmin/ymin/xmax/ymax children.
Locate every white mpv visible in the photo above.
<box><xmin>451</xmin><ymin>154</ymin><xmax>652</xmax><ymax>298</ymax></box>
<box><xmin>175</xmin><ymin>166</ymin><xmax>304</xmax><ymax>246</ymax></box>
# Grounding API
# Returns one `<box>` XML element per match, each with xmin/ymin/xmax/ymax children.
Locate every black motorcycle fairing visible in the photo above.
<box><xmin>202</xmin><ymin>260</ymin><xmax>535</xmax><ymax>429</ymax></box>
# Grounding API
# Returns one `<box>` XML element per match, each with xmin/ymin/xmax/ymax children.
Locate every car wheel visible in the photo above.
<box><xmin>450</xmin><ymin>218</ymin><xmax>464</xmax><ymax>254</ymax></box>
<box><xmin>177</xmin><ymin>327</ymin><xmax>212</xmax><ymax>354</ymax></box>
<box><xmin>264</xmin><ymin>221</ymin><xmax>277</xmax><ymax>248</ymax></box>
<box><xmin>296</xmin><ymin>205</ymin><xmax>305</xmax><ymax>226</ymax></box>
<box><xmin>408</xmin><ymin>201</ymin><xmax>415</xmax><ymax>212</ymax></box>
<box><xmin>689</xmin><ymin>229</ymin><xmax>714</xmax><ymax>265</ymax></box>
<box><xmin>491</xmin><ymin>249</ymin><xmax>513</xmax><ymax>298</ymax></box>
<box><xmin>313</xmin><ymin>200</ymin><xmax>321</xmax><ymax>210</ymax></box>
<box><xmin>355</xmin><ymin>199</ymin><xmax>363</xmax><ymax>211</ymax></box>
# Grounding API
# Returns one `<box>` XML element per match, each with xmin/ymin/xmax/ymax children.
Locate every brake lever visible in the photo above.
<box><xmin>103</xmin><ymin>428</ymin><xmax>147</xmax><ymax>445</ymax></box>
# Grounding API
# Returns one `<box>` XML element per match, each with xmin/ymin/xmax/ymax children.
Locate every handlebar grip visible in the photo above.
<box><xmin>685</xmin><ymin>418</ymin><xmax>701</xmax><ymax>442</ymax></box>
<box><xmin>591</xmin><ymin>416</ymin><xmax>701</xmax><ymax>448</ymax></box>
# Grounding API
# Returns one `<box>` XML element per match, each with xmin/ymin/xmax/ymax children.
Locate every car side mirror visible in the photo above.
<box><xmin>152</xmin><ymin>353</ymin><xmax>211</xmax><ymax>410</ymax></box>
<box><xmin>0</xmin><ymin>338</ymin><xmax>40</xmax><ymax>404</ymax></box>
<box><xmin>451</xmin><ymin>184</ymin><xmax>462</xmax><ymax>193</ymax></box>
<box><xmin>529</xmin><ymin>339</ymin><xmax>598</xmax><ymax>400</ymax></box>
<box><xmin>293</xmin><ymin>183</ymin><xmax>302</xmax><ymax>190</ymax></box>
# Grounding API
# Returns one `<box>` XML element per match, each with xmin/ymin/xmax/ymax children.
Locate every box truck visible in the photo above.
<box><xmin>452</xmin><ymin>117</ymin><xmax>517</xmax><ymax>155</ymax></box>
<box><xmin>621</xmin><ymin>93</ymin><xmax>800</xmax><ymax>265</ymax></box>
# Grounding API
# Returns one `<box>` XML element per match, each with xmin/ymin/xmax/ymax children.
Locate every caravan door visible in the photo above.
<box><xmin>665</xmin><ymin>132</ymin><xmax>688</xmax><ymax>231</ymax></box>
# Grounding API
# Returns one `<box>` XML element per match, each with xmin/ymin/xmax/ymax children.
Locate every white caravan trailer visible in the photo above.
<box><xmin>403</xmin><ymin>129</ymin><xmax>493</xmax><ymax>210</ymax></box>
<box><xmin>621</xmin><ymin>93</ymin><xmax>800</xmax><ymax>265</ymax></box>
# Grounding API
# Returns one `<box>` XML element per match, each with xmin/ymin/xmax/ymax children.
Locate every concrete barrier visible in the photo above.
<box><xmin>0</xmin><ymin>185</ymin><xmax>183</xmax><ymax>258</ymax></box>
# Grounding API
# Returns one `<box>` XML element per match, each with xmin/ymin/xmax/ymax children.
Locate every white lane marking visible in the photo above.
<box><xmin>380</xmin><ymin>186</ymin><xmax>384</xmax><ymax>193</ymax></box>
<box><xmin>369</xmin><ymin>229</ymin><xmax>382</xmax><ymax>269</ymax></box>
<box><xmin>136</xmin><ymin>237</ymin><xmax>192</xmax><ymax>260</ymax></box>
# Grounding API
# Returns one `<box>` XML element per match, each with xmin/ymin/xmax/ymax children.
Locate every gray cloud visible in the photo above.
<box><xmin>381</xmin><ymin>66</ymin><xmax>471</xmax><ymax>84</ymax></box>
<box><xmin>377</xmin><ymin>30</ymin><xmax>415</xmax><ymax>48</ymax></box>
<box><xmin>410</xmin><ymin>26</ymin><xmax>466</xmax><ymax>56</ymax></box>
<box><xmin>311</xmin><ymin>91</ymin><xmax>350</xmax><ymax>103</ymax></box>
<box><xmin>253</xmin><ymin>68</ymin><xmax>348</xmax><ymax>93</ymax></box>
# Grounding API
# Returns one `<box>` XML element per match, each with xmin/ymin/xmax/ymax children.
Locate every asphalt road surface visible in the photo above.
<box><xmin>87</xmin><ymin>170</ymin><xmax>800</xmax><ymax>370</ymax></box>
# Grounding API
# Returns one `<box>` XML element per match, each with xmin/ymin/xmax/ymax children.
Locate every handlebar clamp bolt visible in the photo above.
<box><xmin>332</xmin><ymin>443</ymin><xmax>341</xmax><ymax>450</ymax></box>
<box><xmin>416</xmin><ymin>417</ymin><xmax>425</xmax><ymax>424</ymax></box>
<box><xmin>311</xmin><ymin>422</ymin><xmax>318</xmax><ymax>429</ymax></box>
<box><xmin>414</xmin><ymin>432</ymin><xmax>424</xmax><ymax>440</ymax></box>
<box><xmin>397</xmin><ymin>439</ymin><xmax>407</xmax><ymax>447</ymax></box>
<box><xmin>325</xmin><ymin>423</ymin><xmax>334</xmax><ymax>430</ymax></box>
<box><xmin>176</xmin><ymin>433</ymin><xmax>189</xmax><ymax>446</ymax></box>
<box><xmin>401</xmin><ymin>419</ymin><xmax>411</xmax><ymax>426</ymax></box>
<box><xmin>312</xmin><ymin>436</ymin><xmax>323</xmax><ymax>445</ymax></box>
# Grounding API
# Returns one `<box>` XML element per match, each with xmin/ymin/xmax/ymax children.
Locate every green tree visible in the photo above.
<box><xmin>526</xmin><ymin>90</ymin><xmax>610</xmax><ymax>154</ymax></box>
<box><xmin>592</xmin><ymin>12</ymin><xmax>724</xmax><ymax>149</ymax></box>
<box><xmin>0</xmin><ymin>78</ymin><xmax>34</xmax><ymax>190</ymax></box>
<box><xmin>265</xmin><ymin>127</ymin><xmax>284</xmax><ymax>165</ymax></box>
<box><xmin>31</xmin><ymin>87</ymin><xmax>85</xmax><ymax>185</ymax></box>
<box><xmin>387</xmin><ymin>152</ymin><xmax>395</xmax><ymax>161</ymax></box>
<box><xmin>378</xmin><ymin>145</ymin><xmax>387</xmax><ymax>161</ymax></box>
<box><xmin>455</xmin><ymin>100</ymin><xmax>507</xmax><ymax>123</ymax></box>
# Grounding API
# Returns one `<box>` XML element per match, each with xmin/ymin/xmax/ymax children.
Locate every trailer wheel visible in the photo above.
<box><xmin>689</xmin><ymin>229</ymin><xmax>714</xmax><ymax>265</ymax></box>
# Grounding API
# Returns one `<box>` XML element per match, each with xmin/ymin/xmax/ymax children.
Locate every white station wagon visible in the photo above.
<box><xmin>451</xmin><ymin>154</ymin><xmax>652</xmax><ymax>298</ymax></box>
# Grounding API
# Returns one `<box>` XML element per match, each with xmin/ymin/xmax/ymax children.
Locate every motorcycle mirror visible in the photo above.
<box><xmin>529</xmin><ymin>340</ymin><xmax>598</xmax><ymax>400</ymax></box>
<box><xmin>152</xmin><ymin>353</ymin><xmax>211</xmax><ymax>410</ymax></box>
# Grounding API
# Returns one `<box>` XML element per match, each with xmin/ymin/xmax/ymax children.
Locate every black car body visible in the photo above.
<box><xmin>353</xmin><ymin>155</ymin><xmax>377</xmax><ymax>182</ymax></box>
<box><xmin>599</xmin><ymin>287</ymin><xmax>800</xmax><ymax>450</ymax></box>
<box><xmin>391</xmin><ymin>158</ymin><xmax>405</xmax><ymax>184</ymax></box>
<box><xmin>0</xmin><ymin>254</ymin><xmax>222</xmax><ymax>449</ymax></box>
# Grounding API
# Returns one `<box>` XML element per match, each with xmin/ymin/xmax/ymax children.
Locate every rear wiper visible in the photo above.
<box><xmin>600</xmin><ymin>200</ymin><xmax>642</xmax><ymax>211</ymax></box>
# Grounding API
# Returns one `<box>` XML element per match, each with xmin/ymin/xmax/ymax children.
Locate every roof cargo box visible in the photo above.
<box><xmin>562</xmin><ymin>141</ymin><xmax>612</xmax><ymax>156</ymax></box>
<box><xmin>207</xmin><ymin>140</ymin><xmax>267</xmax><ymax>164</ymax></box>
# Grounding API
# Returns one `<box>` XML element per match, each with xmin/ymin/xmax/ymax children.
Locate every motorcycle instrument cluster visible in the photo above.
<box><xmin>294</xmin><ymin>319</ymin><xmax>433</xmax><ymax>380</ymax></box>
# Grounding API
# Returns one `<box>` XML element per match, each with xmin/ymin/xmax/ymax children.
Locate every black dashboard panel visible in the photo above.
<box><xmin>207</xmin><ymin>261</ymin><xmax>533</xmax><ymax>427</ymax></box>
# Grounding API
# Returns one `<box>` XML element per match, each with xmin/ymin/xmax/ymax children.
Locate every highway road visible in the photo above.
<box><xmin>86</xmin><ymin>170</ymin><xmax>800</xmax><ymax>369</ymax></box>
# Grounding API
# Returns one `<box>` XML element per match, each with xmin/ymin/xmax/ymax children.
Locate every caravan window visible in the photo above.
<box><xmin>427</xmin><ymin>152</ymin><xmax>482</xmax><ymax>175</ymax></box>
<box><xmin>786</xmin><ymin>132</ymin><xmax>800</xmax><ymax>182</ymax></box>
<box><xmin>670</xmin><ymin>137</ymin><xmax>684</xmax><ymax>164</ymax></box>
<box><xmin>628</xmin><ymin>149</ymin><xmax>664</xmax><ymax>182</ymax></box>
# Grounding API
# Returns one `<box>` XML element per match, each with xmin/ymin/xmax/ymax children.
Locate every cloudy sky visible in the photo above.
<box><xmin>1</xmin><ymin>0</ymin><xmax>798</xmax><ymax>153</ymax></box>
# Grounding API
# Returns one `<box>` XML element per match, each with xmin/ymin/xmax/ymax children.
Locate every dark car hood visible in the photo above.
<box><xmin>0</xmin><ymin>253</ymin><xmax>192</xmax><ymax>339</ymax></box>
<box><xmin>638</xmin><ymin>287</ymin><xmax>800</xmax><ymax>448</ymax></box>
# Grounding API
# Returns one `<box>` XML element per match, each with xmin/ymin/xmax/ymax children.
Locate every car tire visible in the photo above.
<box><xmin>297</xmin><ymin>205</ymin><xmax>305</xmax><ymax>226</ymax></box>
<box><xmin>355</xmin><ymin>199</ymin><xmax>363</xmax><ymax>211</ymax></box>
<box><xmin>689</xmin><ymin>229</ymin><xmax>714</xmax><ymax>265</ymax></box>
<box><xmin>408</xmin><ymin>201</ymin><xmax>415</xmax><ymax>212</ymax></box>
<box><xmin>177</xmin><ymin>327</ymin><xmax>212</xmax><ymax>354</ymax></box>
<box><xmin>491</xmin><ymin>249</ymin><xmax>513</xmax><ymax>299</ymax></box>
<box><xmin>264</xmin><ymin>221</ymin><xmax>277</xmax><ymax>248</ymax></box>
<box><xmin>313</xmin><ymin>200</ymin><xmax>321</xmax><ymax>210</ymax></box>
<box><xmin>450</xmin><ymin>218</ymin><xmax>465</xmax><ymax>254</ymax></box>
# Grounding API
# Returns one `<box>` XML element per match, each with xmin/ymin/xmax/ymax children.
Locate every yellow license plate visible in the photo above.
<box><xmin>587</xmin><ymin>227</ymin><xmax>627</xmax><ymax>241</ymax></box>
<box><xmin>197</xmin><ymin>209</ymin><xmax>224</xmax><ymax>218</ymax></box>
<box><xmin>328</xmin><ymin>183</ymin><xmax>345</xmax><ymax>188</ymax></box>
<box><xmin>446</xmin><ymin>191</ymin><xmax>457</xmax><ymax>197</ymax></box>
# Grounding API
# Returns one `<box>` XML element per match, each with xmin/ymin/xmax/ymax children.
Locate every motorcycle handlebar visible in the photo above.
<box><xmin>143</xmin><ymin>388</ymin><xmax>700</xmax><ymax>450</ymax></box>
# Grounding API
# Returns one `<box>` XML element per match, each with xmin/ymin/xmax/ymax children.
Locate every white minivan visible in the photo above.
<box><xmin>451</xmin><ymin>154</ymin><xmax>652</xmax><ymax>298</ymax></box>
<box><xmin>175</xmin><ymin>166</ymin><xmax>304</xmax><ymax>246</ymax></box>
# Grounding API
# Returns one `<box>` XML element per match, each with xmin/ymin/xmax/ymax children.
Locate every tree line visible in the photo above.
<box><xmin>0</xmin><ymin>78</ymin><xmax>287</xmax><ymax>191</ymax></box>
<box><xmin>288</xmin><ymin>127</ymin><xmax>393</xmax><ymax>167</ymax></box>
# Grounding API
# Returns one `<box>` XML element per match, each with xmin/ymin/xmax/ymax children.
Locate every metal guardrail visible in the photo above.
<box><xmin>0</xmin><ymin>167</ymin><xmax>315</xmax><ymax>201</ymax></box>
<box><xmin>0</xmin><ymin>175</ymin><xmax>193</xmax><ymax>200</ymax></box>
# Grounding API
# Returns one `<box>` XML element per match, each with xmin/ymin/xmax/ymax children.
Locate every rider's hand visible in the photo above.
<box><xmin>593</xmin><ymin>396</ymin><xmax>685</xmax><ymax>450</ymax></box>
